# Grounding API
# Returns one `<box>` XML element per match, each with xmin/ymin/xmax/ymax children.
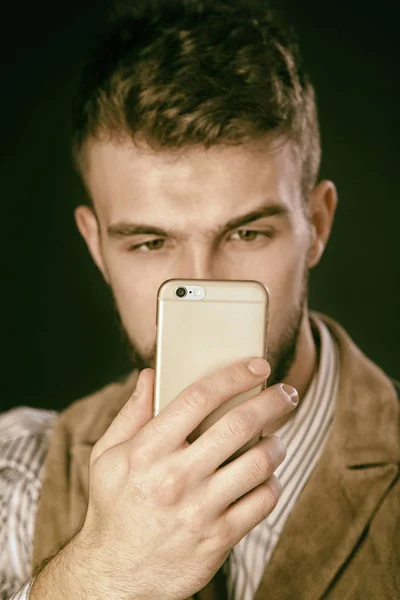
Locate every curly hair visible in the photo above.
<box><xmin>71</xmin><ymin>0</ymin><xmax>321</xmax><ymax>199</ymax></box>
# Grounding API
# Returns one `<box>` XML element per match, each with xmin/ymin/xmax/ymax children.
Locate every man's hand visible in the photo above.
<box><xmin>31</xmin><ymin>358</ymin><xmax>298</xmax><ymax>600</ymax></box>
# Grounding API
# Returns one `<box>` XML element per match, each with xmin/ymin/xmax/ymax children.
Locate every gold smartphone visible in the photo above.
<box><xmin>154</xmin><ymin>279</ymin><xmax>269</xmax><ymax>460</ymax></box>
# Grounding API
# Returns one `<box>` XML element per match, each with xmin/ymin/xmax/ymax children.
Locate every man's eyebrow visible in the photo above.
<box><xmin>107</xmin><ymin>223</ymin><xmax>169</xmax><ymax>238</ymax></box>
<box><xmin>218</xmin><ymin>202</ymin><xmax>288</xmax><ymax>236</ymax></box>
<box><xmin>107</xmin><ymin>202</ymin><xmax>288</xmax><ymax>239</ymax></box>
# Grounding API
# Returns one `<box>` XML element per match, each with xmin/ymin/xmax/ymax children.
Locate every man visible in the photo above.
<box><xmin>1</xmin><ymin>1</ymin><xmax>399</xmax><ymax>599</ymax></box>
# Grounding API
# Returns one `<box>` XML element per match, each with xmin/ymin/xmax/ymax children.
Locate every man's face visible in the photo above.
<box><xmin>78</xmin><ymin>138</ymin><xmax>315</xmax><ymax>384</ymax></box>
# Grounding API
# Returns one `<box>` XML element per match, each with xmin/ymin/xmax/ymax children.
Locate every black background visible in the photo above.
<box><xmin>1</xmin><ymin>0</ymin><xmax>399</xmax><ymax>413</ymax></box>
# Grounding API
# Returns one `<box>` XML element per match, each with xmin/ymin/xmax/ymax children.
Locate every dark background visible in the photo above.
<box><xmin>1</xmin><ymin>0</ymin><xmax>399</xmax><ymax>413</ymax></box>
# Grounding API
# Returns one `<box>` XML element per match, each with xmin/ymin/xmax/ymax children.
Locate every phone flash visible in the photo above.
<box><xmin>194</xmin><ymin>288</ymin><xmax>201</xmax><ymax>296</ymax></box>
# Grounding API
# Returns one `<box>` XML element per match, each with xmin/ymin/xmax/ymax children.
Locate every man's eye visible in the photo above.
<box><xmin>231</xmin><ymin>230</ymin><xmax>267</xmax><ymax>242</ymax></box>
<box><xmin>128</xmin><ymin>239</ymin><xmax>165</xmax><ymax>252</ymax></box>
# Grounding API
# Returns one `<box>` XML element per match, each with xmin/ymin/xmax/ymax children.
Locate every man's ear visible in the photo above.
<box><xmin>307</xmin><ymin>180</ymin><xmax>338</xmax><ymax>268</ymax></box>
<box><xmin>75</xmin><ymin>205</ymin><xmax>110</xmax><ymax>283</ymax></box>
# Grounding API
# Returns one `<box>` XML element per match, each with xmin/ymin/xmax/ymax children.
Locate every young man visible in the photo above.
<box><xmin>1</xmin><ymin>1</ymin><xmax>399</xmax><ymax>599</ymax></box>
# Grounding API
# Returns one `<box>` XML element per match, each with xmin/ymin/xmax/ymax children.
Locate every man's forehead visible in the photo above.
<box><xmin>85</xmin><ymin>132</ymin><xmax>297</xmax><ymax>168</ymax></box>
<box><xmin>83</xmin><ymin>135</ymin><xmax>301</xmax><ymax>218</ymax></box>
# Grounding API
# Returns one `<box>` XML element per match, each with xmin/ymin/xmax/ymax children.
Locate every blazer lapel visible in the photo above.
<box><xmin>254</xmin><ymin>441</ymin><xmax>398</xmax><ymax>599</ymax></box>
<box><xmin>255</xmin><ymin>315</ymin><xmax>400</xmax><ymax>599</ymax></box>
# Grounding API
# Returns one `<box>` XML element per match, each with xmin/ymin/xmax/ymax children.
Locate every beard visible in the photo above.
<box><xmin>113</xmin><ymin>268</ymin><xmax>309</xmax><ymax>387</ymax></box>
<box><xmin>265</xmin><ymin>293</ymin><xmax>305</xmax><ymax>387</ymax></box>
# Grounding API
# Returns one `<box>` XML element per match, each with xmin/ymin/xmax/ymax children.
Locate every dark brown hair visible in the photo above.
<box><xmin>71</xmin><ymin>0</ymin><xmax>320</xmax><ymax>198</ymax></box>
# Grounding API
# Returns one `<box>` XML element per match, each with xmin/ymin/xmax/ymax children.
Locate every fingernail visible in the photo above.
<box><xmin>281</xmin><ymin>384</ymin><xmax>299</xmax><ymax>405</ymax></box>
<box><xmin>247</xmin><ymin>358</ymin><xmax>271</xmax><ymax>376</ymax></box>
<box><xmin>132</xmin><ymin>372</ymin><xmax>143</xmax><ymax>396</ymax></box>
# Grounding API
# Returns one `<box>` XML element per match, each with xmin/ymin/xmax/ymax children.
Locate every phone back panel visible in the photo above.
<box><xmin>154</xmin><ymin>279</ymin><xmax>269</xmax><ymax>448</ymax></box>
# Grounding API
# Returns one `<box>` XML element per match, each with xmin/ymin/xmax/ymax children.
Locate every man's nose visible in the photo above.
<box><xmin>176</xmin><ymin>248</ymin><xmax>225</xmax><ymax>280</ymax></box>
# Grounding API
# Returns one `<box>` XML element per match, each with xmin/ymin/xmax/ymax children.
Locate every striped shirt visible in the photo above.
<box><xmin>226</xmin><ymin>317</ymin><xmax>339</xmax><ymax>600</ymax></box>
<box><xmin>0</xmin><ymin>316</ymin><xmax>338</xmax><ymax>600</ymax></box>
<box><xmin>0</xmin><ymin>408</ymin><xmax>57</xmax><ymax>600</ymax></box>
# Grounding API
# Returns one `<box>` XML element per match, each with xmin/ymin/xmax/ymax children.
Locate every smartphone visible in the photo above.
<box><xmin>154</xmin><ymin>279</ymin><xmax>269</xmax><ymax>461</ymax></box>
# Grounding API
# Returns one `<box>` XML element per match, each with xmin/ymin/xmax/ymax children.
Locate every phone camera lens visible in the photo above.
<box><xmin>176</xmin><ymin>287</ymin><xmax>187</xmax><ymax>298</ymax></box>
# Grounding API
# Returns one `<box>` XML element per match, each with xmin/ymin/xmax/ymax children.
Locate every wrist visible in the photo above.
<box><xmin>30</xmin><ymin>535</ymin><xmax>94</xmax><ymax>600</ymax></box>
<box><xmin>30</xmin><ymin>530</ymin><xmax>141</xmax><ymax>600</ymax></box>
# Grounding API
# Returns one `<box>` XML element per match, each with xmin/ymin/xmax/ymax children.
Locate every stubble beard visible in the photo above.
<box><xmin>113</xmin><ymin>269</ymin><xmax>308</xmax><ymax>387</ymax></box>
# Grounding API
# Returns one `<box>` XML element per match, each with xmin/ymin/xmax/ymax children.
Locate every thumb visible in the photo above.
<box><xmin>90</xmin><ymin>368</ymin><xmax>154</xmax><ymax>464</ymax></box>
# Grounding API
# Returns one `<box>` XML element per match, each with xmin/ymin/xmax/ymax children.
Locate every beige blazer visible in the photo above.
<box><xmin>32</xmin><ymin>314</ymin><xmax>400</xmax><ymax>598</ymax></box>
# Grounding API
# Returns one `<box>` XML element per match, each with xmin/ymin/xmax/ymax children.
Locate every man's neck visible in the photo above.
<box><xmin>286</xmin><ymin>307</ymin><xmax>318</xmax><ymax>400</ymax></box>
<box><xmin>263</xmin><ymin>308</ymin><xmax>318</xmax><ymax>436</ymax></box>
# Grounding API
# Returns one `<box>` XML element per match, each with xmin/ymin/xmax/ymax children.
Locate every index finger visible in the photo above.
<box><xmin>144</xmin><ymin>357</ymin><xmax>271</xmax><ymax>455</ymax></box>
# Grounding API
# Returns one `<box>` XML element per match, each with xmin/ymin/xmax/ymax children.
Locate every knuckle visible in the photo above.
<box><xmin>212</xmin><ymin>519</ymin><xmax>234</xmax><ymax>550</ymax></box>
<box><xmin>180</xmin><ymin>500</ymin><xmax>207</xmax><ymax>534</ymax></box>
<box><xmin>260</xmin><ymin>479</ymin><xmax>280</xmax><ymax>512</ymax></box>
<box><xmin>271</xmin><ymin>435</ymin><xmax>287</xmax><ymax>464</ymax></box>
<box><xmin>150</xmin><ymin>416</ymin><xmax>168</xmax><ymax>437</ymax></box>
<box><xmin>250</xmin><ymin>448</ymin><xmax>275</xmax><ymax>479</ymax></box>
<box><xmin>226</xmin><ymin>411</ymin><xmax>253</xmax><ymax>439</ymax></box>
<box><xmin>155</xmin><ymin>465</ymin><xmax>187</xmax><ymax>506</ymax></box>
<box><xmin>182</xmin><ymin>384</ymin><xmax>211</xmax><ymax>411</ymax></box>
<box><xmin>227</xmin><ymin>367</ymin><xmax>243</xmax><ymax>384</ymax></box>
